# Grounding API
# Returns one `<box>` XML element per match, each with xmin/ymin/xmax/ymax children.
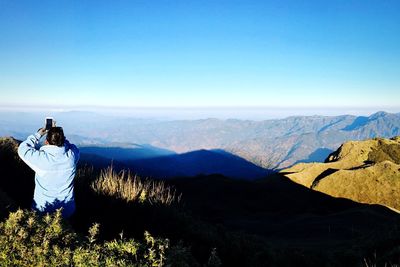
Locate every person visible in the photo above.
<box><xmin>17</xmin><ymin>125</ymin><xmax>80</xmax><ymax>218</ymax></box>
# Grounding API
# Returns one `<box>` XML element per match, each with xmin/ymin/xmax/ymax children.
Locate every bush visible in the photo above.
<box><xmin>0</xmin><ymin>209</ymin><xmax>174</xmax><ymax>266</ymax></box>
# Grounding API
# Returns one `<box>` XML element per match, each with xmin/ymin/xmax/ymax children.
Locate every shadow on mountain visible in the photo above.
<box><xmin>342</xmin><ymin>116</ymin><xmax>369</xmax><ymax>131</ymax></box>
<box><xmin>311</xmin><ymin>168</ymin><xmax>339</xmax><ymax>188</ymax></box>
<box><xmin>79</xmin><ymin>153</ymin><xmax>127</xmax><ymax>170</ymax></box>
<box><xmin>126</xmin><ymin>149</ymin><xmax>273</xmax><ymax>180</ymax></box>
<box><xmin>74</xmin><ymin>171</ymin><xmax>400</xmax><ymax>266</ymax></box>
<box><xmin>80</xmin><ymin>146</ymin><xmax>273</xmax><ymax>180</ymax></box>
<box><xmin>79</xmin><ymin>144</ymin><xmax>176</xmax><ymax>175</ymax></box>
<box><xmin>79</xmin><ymin>144</ymin><xmax>175</xmax><ymax>161</ymax></box>
<box><xmin>294</xmin><ymin>148</ymin><xmax>334</xmax><ymax>165</ymax></box>
<box><xmin>169</xmin><ymin>173</ymin><xmax>399</xmax><ymax>243</ymax></box>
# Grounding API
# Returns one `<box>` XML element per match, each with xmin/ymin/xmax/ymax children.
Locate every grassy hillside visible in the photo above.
<box><xmin>0</xmin><ymin>137</ymin><xmax>202</xmax><ymax>266</ymax></box>
<box><xmin>282</xmin><ymin>136</ymin><xmax>400</xmax><ymax>210</ymax></box>
<box><xmin>2</xmin><ymin>136</ymin><xmax>400</xmax><ymax>266</ymax></box>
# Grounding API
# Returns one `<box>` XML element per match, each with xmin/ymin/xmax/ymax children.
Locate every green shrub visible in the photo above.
<box><xmin>0</xmin><ymin>209</ymin><xmax>174</xmax><ymax>266</ymax></box>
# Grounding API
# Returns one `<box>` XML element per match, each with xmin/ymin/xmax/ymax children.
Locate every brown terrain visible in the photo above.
<box><xmin>282</xmin><ymin>136</ymin><xmax>400</xmax><ymax>211</ymax></box>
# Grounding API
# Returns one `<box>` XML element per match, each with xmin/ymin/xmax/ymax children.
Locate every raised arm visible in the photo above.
<box><xmin>17</xmin><ymin>129</ymin><xmax>47</xmax><ymax>174</ymax></box>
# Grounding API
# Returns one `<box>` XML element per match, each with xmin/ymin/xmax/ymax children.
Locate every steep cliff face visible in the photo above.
<box><xmin>282</xmin><ymin>136</ymin><xmax>400</xmax><ymax>211</ymax></box>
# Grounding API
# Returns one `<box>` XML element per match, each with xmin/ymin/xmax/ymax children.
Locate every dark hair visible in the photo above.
<box><xmin>46</xmin><ymin>127</ymin><xmax>65</xmax><ymax>147</ymax></box>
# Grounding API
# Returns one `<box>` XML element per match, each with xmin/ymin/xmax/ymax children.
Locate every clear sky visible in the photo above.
<box><xmin>0</xmin><ymin>0</ymin><xmax>399</xmax><ymax>112</ymax></box>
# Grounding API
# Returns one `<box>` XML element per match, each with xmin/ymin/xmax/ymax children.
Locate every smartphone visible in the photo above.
<box><xmin>45</xmin><ymin>117</ymin><xmax>54</xmax><ymax>130</ymax></box>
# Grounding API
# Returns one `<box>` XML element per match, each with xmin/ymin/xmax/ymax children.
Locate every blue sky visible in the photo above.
<box><xmin>0</xmin><ymin>0</ymin><xmax>399</xmax><ymax>113</ymax></box>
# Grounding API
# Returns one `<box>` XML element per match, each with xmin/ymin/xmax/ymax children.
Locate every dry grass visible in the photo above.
<box><xmin>282</xmin><ymin>136</ymin><xmax>400</xmax><ymax>211</ymax></box>
<box><xmin>368</xmin><ymin>140</ymin><xmax>400</xmax><ymax>164</ymax></box>
<box><xmin>91</xmin><ymin>166</ymin><xmax>181</xmax><ymax>205</ymax></box>
<box><xmin>314</xmin><ymin>161</ymin><xmax>400</xmax><ymax>210</ymax></box>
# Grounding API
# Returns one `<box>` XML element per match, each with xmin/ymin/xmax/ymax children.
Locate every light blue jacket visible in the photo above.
<box><xmin>18</xmin><ymin>132</ymin><xmax>80</xmax><ymax>218</ymax></box>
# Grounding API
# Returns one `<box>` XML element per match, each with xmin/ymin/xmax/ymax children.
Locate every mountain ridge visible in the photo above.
<box><xmin>1</xmin><ymin>111</ymin><xmax>399</xmax><ymax>169</ymax></box>
<box><xmin>282</xmin><ymin>136</ymin><xmax>400</xmax><ymax>211</ymax></box>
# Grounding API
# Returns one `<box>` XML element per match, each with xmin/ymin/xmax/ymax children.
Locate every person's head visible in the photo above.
<box><xmin>46</xmin><ymin>127</ymin><xmax>65</xmax><ymax>147</ymax></box>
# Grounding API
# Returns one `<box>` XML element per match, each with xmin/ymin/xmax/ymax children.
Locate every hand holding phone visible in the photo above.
<box><xmin>45</xmin><ymin>117</ymin><xmax>55</xmax><ymax>130</ymax></box>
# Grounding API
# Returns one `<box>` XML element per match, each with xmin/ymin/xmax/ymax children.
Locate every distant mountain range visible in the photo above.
<box><xmin>226</xmin><ymin>111</ymin><xmax>400</xmax><ymax>168</ymax></box>
<box><xmin>1</xmin><ymin>110</ymin><xmax>399</xmax><ymax>170</ymax></box>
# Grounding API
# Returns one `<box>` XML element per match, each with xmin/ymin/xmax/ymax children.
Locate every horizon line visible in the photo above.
<box><xmin>1</xmin><ymin>103</ymin><xmax>400</xmax><ymax>110</ymax></box>
<box><xmin>0</xmin><ymin>105</ymin><xmax>399</xmax><ymax>121</ymax></box>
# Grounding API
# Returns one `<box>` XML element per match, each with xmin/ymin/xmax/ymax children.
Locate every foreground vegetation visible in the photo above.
<box><xmin>2</xmin><ymin>136</ymin><xmax>400</xmax><ymax>266</ymax></box>
<box><xmin>0</xmin><ymin>137</ymin><xmax>222</xmax><ymax>266</ymax></box>
<box><xmin>0</xmin><ymin>161</ymin><xmax>219</xmax><ymax>266</ymax></box>
<box><xmin>0</xmin><ymin>209</ymin><xmax>170</xmax><ymax>266</ymax></box>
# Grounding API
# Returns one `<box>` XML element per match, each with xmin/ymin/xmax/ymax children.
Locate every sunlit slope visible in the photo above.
<box><xmin>282</xmin><ymin>136</ymin><xmax>400</xmax><ymax>210</ymax></box>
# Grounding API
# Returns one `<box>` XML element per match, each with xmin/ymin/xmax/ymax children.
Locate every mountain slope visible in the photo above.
<box><xmin>282</xmin><ymin>136</ymin><xmax>400</xmax><ymax>210</ymax></box>
<box><xmin>170</xmin><ymin>174</ymin><xmax>399</xmax><ymax>245</ymax></box>
<box><xmin>1</xmin><ymin>136</ymin><xmax>400</xmax><ymax>265</ymax></box>
<box><xmin>227</xmin><ymin>111</ymin><xmax>400</xmax><ymax>168</ymax></box>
